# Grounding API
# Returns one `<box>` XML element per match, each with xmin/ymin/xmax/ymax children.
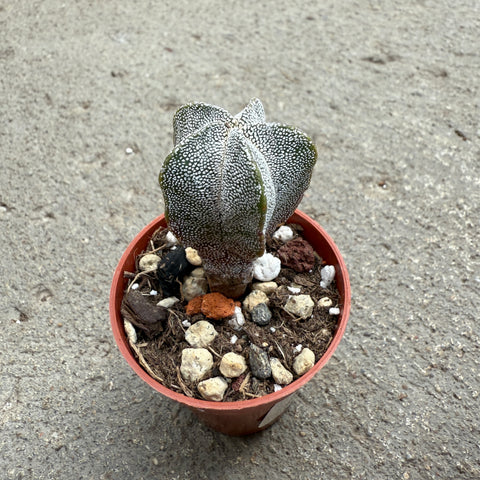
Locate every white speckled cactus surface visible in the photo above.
<box><xmin>159</xmin><ymin>98</ymin><xmax>317</xmax><ymax>297</ymax></box>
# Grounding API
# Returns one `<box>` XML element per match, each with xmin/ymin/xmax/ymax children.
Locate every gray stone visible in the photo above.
<box><xmin>251</xmin><ymin>303</ymin><xmax>272</xmax><ymax>326</ymax></box>
<box><xmin>248</xmin><ymin>344</ymin><xmax>271</xmax><ymax>380</ymax></box>
<box><xmin>243</xmin><ymin>290</ymin><xmax>269</xmax><ymax>313</ymax></box>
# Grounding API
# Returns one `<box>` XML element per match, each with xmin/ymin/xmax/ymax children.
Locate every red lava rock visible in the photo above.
<box><xmin>277</xmin><ymin>237</ymin><xmax>316</xmax><ymax>273</ymax></box>
<box><xmin>201</xmin><ymin>292</ymin><xmax>236</xmax><ymax>320</ymax></box>
<box><xmin>231</xmin><ymin>373</ymin><xmax>246</xmax><ymax>392</ymax></box>
<box><xmin>185</xmin><ymin>295</ymin><xmax>204</xmax><ymax>316</ymax></box>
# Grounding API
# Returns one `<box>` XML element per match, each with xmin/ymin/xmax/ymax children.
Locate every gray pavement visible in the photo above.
<box><xmin>1</xmin><ymin>1</ymin><xmax>479</xmax><ymax>479</ymax></box>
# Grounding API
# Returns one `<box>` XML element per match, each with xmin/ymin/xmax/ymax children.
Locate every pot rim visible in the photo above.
<box><xmin>109</xmin><ymin>209</ymin><xmax>351</xmax><ymax>411</ymax></box>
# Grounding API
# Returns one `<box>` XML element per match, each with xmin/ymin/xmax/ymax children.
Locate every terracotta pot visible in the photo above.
<box><xmin>110</xmin><ymin>210</ymin><xmax>351</xmax><ymax>436</ymax></box>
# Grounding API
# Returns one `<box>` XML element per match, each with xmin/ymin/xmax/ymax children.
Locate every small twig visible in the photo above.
<box><xmin>176</xmin><ymin>367</ymin><xmax>194</xmax><ymax>397</ymax></box>
<box><xmin>273</xmin><ymin>340</ymin><xmax>286</xmax><ymax>362</ymax></box>
<box><xmin>239</xmin><ymin>372</ymin><xmax>251</xmax><ymax>394</ymax></box>
<box><xmin>208</xmin><ymin>346</ymin><xmax>222</xmax><ymax>358</ymax></box>
<box><xmin>126</xmin><ymin>269</ymin><xmax>156</xmax><ymax>292</ymax></box>
<box><xmin>169</xmin><ymin>310</ymin><xmax>186</xmax><ymax>333</ymax></box>
<box><xmin>129</xmin><ymin>341</ymin><xmax>164</xmax><ymax>383</ymax></box>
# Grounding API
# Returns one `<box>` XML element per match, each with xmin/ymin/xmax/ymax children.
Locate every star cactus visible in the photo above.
<box><xmin>159</xmin><ymin>98</ymin><xmax>317</xmax><ymax>298</ymax></box>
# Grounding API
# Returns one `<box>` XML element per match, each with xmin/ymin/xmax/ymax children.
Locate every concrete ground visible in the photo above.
<box><xmin>1</xmin><ymin>1</ymin><xmax>479</xmax><ymax>478</ymax></box>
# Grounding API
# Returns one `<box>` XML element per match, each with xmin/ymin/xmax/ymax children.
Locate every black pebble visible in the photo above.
<box><xmin>156</xmin><ymin>246</ymin><xmax>192</xmax><ymax>297</ymax></box>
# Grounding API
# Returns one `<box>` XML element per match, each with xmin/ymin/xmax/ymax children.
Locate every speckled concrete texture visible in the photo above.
<box><xmin>1</xmin><ymin>1</ymin><xmax>479</xmax><ymax>479</ymax></box>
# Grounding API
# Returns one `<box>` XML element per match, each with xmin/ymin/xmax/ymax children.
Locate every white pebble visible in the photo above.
<box><xmin>185</xmin><ymin>247</ymin><xmax>202</xmax><ymax>266</ymax></box>
<box><xmin>182</xmin><ymin>275</ymin><xmax>208</xmax><ymax>302</ymax></box>
<box><xmin>287</xmin><ymin>286</ymin><xmax>301</xmax><ymax>294</ymax></box>
<box><xmin>180</xmin><ymin>348</ymin><xmax>213</xmax><ymax>382</ymax></box>
<box><xmin>220</xmin><ymin>352</ymin><xmax>248</xmax><ymax>378</ymax></box>
<box><xmin>182</xmin><ymin>320</ymin><xmax>192</xmax><ymax>328</ymax></box>
<box><xmin>230</xmin><ymin>334</ymin><xmax>238</xmax><ymax>344</ymax></box>
<box><xmin>123</xmin><ymin>320</ymin><xmax>137</xmax><ymax>344</ymax></box>
<box><xmin>185</xmin><ymin>320</ymin><xmax>218</xmax><ymax>348</ymax></box>
<box><xmin>149</xmin><ymin>290</ymin><xmax>158</xmax><ymax>296</ymax></box>
<box><xmin>228</xmin><ymin>306</ymin><xmax>245</xmax><ymax>330</ymax></box>
<box><xmin>139</xmin><ymin>254</ymin><xmax>161</xmax><ymax>271</ymax></box>
<box><xmin>295</xmin><ymin>344</ymin><xmax>303</xmax><ymax>352</ymax></box>
<box><xmin>318</xmin><ymin>297</ymin><xmax>333</xmax><ymax>307</ymax></box>
<box><xmin>252</xmin><ymin>281</ymin><xmax>278</xmax><ymax>295</ymax></box>
<box><xmin>270</xmin><ymin>327</ymin><xmax>276</xmax><ymax>333</ymax></box>
<box><xmin>157</xmin><ymin>296</ymin><xmax>179</xmax><ymax>308</ymax></box>
<box><xmin>125</xmin><ymin>147</ymin><xmax>133</xmax><ymax>154</ymax></box>
<box><xmin>252</xmin><ymin>253</ymin><xmax>281</xmax><ymax>282</ymax></box>
<box><xmin>274</xmin><ymin>384</ymin><xmax>283</xmax><ymax>392</ymax></box>
<box><xmin>320</xmin><ymin>265</ymin><xmax>336</xmax><ymax>288</ymax></box>
<box><xmin>293</xmin><ymin>348</ymin><xmax>316</xmax><ymax>376</ymax></box>
<box><xmin>284</xmin><ymin>294</ymin><xmax>315</xmax><ymax>319</ymax></box>
<box><xmin>243</xmin><ymin>290</ymin><xmax>269</xmax><ymax>313</ymax></box>
<box><xmin>273</xmin><ymin>225</ymin><xmax>294</xmax><ymax>243</ymax></box>
<box><xmin>329</xmin><ymin>307</ymin><xmax>340</xmax><ymax>315</ymax></box>
<box><xmin>270</xmin><ymin>358</ymin><xmax>294</xmax><ymax>385</ymax></box>
<box><xmin>198</xmin><ymin>376</ymin><xmax>228</xmax><ymax>402</ymax></box>
<box><xmin>165</xmin><ymin>231</ymin><xmax>178</xmax><ymax>247</ymax></box>
<box><xmin>131</xmin><ymin>283</ymin><xmax>139</xmax><ymax>290</ymax></box>
<box><xmin>190</xmin><ymin>267</ymin><xmax>206</xmax><ymax>278</ymax></box>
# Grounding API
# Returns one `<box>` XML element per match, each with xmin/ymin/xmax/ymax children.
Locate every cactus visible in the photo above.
<box><xmin>159</xmin><ymin>98</ymin><xmax>317</xmax><ymax>298</ymax></box>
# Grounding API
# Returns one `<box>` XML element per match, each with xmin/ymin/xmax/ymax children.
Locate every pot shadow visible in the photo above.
<box><xmin>142</xmin><ymin>399</ymin><xmax>291</xmax><ymax>477</ymax></box>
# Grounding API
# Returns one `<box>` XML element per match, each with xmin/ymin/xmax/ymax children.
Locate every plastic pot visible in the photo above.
<box><xmin>110</xmin><ymin>210</ymin><xmax>351</xmax><ymax>436</ymax></box>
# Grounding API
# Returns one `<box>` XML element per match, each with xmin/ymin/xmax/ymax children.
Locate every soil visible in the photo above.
<box><xmin>120</xmin><ymin>224</ymin><xmax>341</xmax><ymax>401</ymax></box>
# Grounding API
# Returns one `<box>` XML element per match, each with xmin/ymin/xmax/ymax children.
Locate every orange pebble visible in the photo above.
<box><xmin>201</xmin><ymin>292</ymin><xmax>235</xmax><ymax>320</ymax></box>
<box><xmin>185</xmin><ymin>295</ymin><xmax>204</xmax><ymax>316</ymax></box>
